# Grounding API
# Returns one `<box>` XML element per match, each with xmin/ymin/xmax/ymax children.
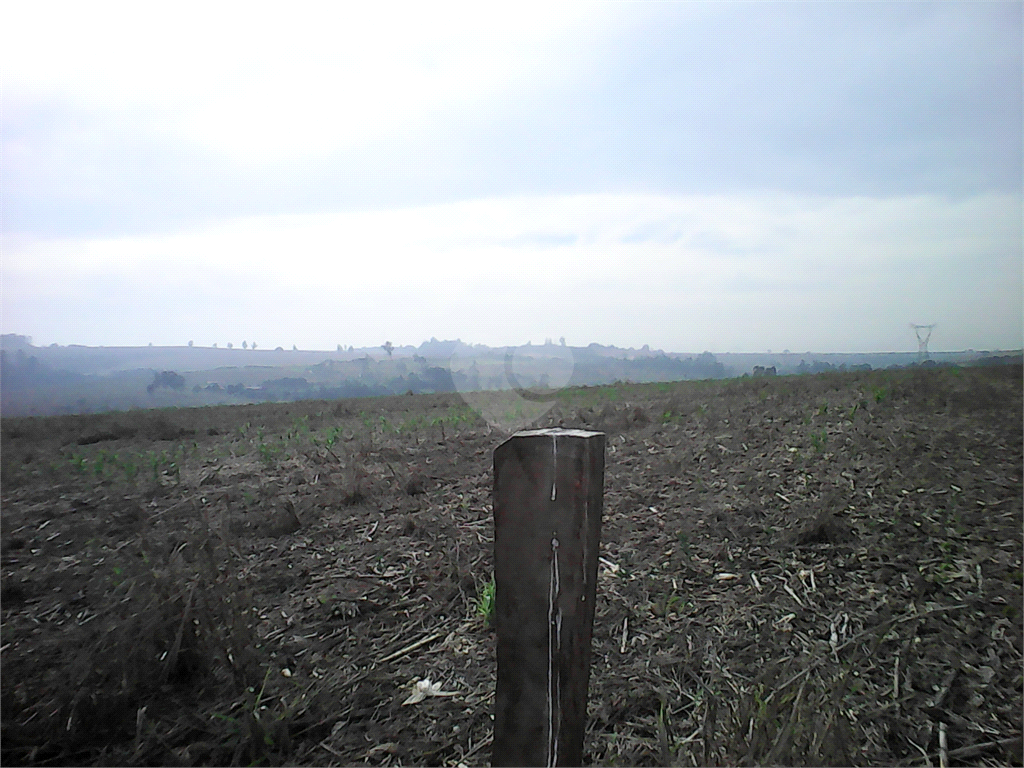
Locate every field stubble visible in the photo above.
<box><xmin>1</xmin><ymin>366</ymin><xmax>1021</xmax><ymax>766</ymax></box>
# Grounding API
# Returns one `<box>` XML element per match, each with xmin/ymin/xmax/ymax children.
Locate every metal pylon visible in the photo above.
<box><xmin>910</xmin><ymin>324</ymin><xmax>936</xmax><ymax>363</ymax></box>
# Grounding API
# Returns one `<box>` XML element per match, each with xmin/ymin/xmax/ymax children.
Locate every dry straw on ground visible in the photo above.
<box><xmin>1</xmin><ymin>364</ymin><xmax>1021</xmax><ymax>766</ymax></box>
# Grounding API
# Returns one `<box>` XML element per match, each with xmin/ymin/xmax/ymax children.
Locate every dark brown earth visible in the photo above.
<box><xmin>1</xmin><ymin>364</ymin><xmax>1021</xmax><ymax>766</ymax></box>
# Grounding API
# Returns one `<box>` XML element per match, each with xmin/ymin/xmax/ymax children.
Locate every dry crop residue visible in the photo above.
<box><xmin>1</xmin><ymin>366</ymin><xmax>1021</xmax><ymax>766</ymax></box>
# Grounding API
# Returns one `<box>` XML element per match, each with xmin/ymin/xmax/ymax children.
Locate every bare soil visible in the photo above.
<box><xmin>1</xmin><ymin>365</ymin><xmax>1021</xmax><ymax>766</ymax></box>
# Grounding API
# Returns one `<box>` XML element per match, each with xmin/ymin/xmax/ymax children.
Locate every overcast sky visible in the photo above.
<box><xmin>2</xmin><ymin>1</ymin><xmax>1021</xmax><ymax>353</ymax></box>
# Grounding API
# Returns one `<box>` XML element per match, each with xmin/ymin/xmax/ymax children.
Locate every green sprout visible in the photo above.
<box><xmin>810</xmin><ymin>430</ymin><xmax>827</xmax><ymax>453</ymax></box>
<box><xmin>120</xmin><ymin>455</ymin><xmax>138</xmax><ymax>484</ymax></box>
<box><xmin>475</xmin><ymin>576</ymin><xmax>496</xmax><ymax>626</ymax></box>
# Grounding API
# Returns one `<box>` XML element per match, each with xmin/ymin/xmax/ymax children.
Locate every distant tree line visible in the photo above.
<box><xmin>569</xmin><ymin>351</ymin><xmax>727</xmax><ymax>386</ymax></box>
<box><xmin>202</xmin><ymin>367</ymin><xmax>458</xmax><ymax>403</ymax></box>
<box><xmin>0</xmin><ymin>349</ymin><xmax>86</xmax><ymax>388</ymax></box>
<box><xmin>796</xmin><ymin>359</ymin><xmax>873</xmax><ymax>374</ymax></box>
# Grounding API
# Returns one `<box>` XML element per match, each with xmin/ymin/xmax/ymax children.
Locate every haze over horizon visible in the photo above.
<box><xmin>2</xmin><ymin>2</ymin><xmax>1021</xmax><ymax>355</ymax></box>
<box><xmin>2</xmin><ymin>332</ymin><xmax>1020</xmax><ymax>359</ymax></box>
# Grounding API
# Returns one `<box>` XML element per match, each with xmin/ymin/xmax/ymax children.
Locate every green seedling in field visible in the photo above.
<box><xmin>810</xmin><ymin>430</ymin><xmax>827</xmax><ymax>453</ymax></box>
<box><xmin>147</xmin><ymin>452</ymin><xmax>161</xmax><ymax>482</ymax></box>
<box><xmin>872</xmin><ymin>386</ymin><xmax>888</xmax><ymax>403</ymax></box>
<box><xmin>93</xmin><ymin>450</ymin><xmax>107</xmax><ymax>478</ymax></box>
<box><xmin>932</xmin><ymin>561</ymin><xmax>958</xmax><ymax>585</ymax></box>
<box><xmin>121</xmin><ymin>457</ymin><xmax>138</xmax><ymax>483</ymax></box>
<box><xmin>475</xmin><ymin>576</ymin><xmax>496</xmax><ymax>626</ymax></box>
<box><xmin>661</xmin><ymin>409</ymin><xmax>685</xmax><ymax>424</ymax></box>
<box><xmin>448</xmin><ymin>404</ymin><xmax>476</xmax><ymax>426</ymax></box>
<box><xmin>817</xmin><ymin>401</ymin><xmax>828</xmax><ymax>416</ymax></box>
<box><xmin>651</xmin><ymin>593</ymin><xmax>687</xmax><ymax>618</ymax></box>
<box><xmin>676</xmin><ymin>530</ymin><xmax>692</xmax><ymax>564</ymax></box>
<box><xmin>258</xmin><ymin>440</ymin><xmax>283</xmax><ymax>466</ymax></box>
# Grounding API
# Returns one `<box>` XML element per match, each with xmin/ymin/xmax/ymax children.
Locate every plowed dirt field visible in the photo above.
<box><xmin>2</xmin><ymin>365</ymin><xmax>1021</xmax><ymax>766</ymax></box>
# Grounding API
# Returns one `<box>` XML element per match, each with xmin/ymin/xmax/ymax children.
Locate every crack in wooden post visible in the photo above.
<box><xmin>547</xmin><ymin>532</ymin><xmax>561</xmax><ymax>766</ymax></box>
<box><xmin>492</xmin><ymin>428</ymin><xmax>605</xmax><ymax>767</ymax></box>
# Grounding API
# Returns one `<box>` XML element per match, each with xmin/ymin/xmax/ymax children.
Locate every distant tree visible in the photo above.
<box><xmin>293</xmin><ymin>344</ymin><xmax>298</xmax><ymax>351</ymax></box>
<box><xmin>560</xmin><ymin>336</ymin><xmax>566</xmax><ymax>346</ymax></box>
<box><xmin>422</xmin><ymin>367</ymin><xmax>455</xmax><ymax>393</ymax></box>
<box><xmin>382</xmin><ymin>341</ymin><xmax>394</xmax><ymax>358</ymax></box>
<box><xmin>148</xmin><ymin>342</ymin><xmax>153</xmax><ymax>347</ymax></box>
<box><xmin>337</xmin><ymin>344</ymin><xmax>343</xmax><ymax>352</ymax></box>
<box><xmin>147</xmin><ymin>370</ymin><xmax>186</xmax><ymax>393</ymax></box>
<box><xmin>212</xmin><ymin>343</ymin><xmax>218</xmax><ymax>348</ymax></box>
<box><xmin>275</xmin><ymin>346</ymin><xmax>284</xmax><ymax>352</ymax></box>
<box><xmin>251</xmin><ymin>342</ymin><xmax>257</xmax><ymax>350</ymax></box>
<box><xmin>242</xmin><ymin>341</ymin><xmax>248</xmax><ymax>349</ymax></box>
<box><xmin>1</xmin><ymin>334</ymin><xmax>32</xmax><ymax>349</ymax></box>
<box><xmin>227</xmin><ymin>342</ymin><xmax>233</xmax><ymax>349</ymax></box>
<box><xmin>188</xmin><ymin>340</ymin><xmax>193</xmax><ymax>347</ymax></box>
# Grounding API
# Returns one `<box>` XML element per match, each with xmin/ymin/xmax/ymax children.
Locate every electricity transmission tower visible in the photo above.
<box><xmin>910</xmin><ymin>323</ymin><xmax>936</xmax><ymax>363</ymax></box>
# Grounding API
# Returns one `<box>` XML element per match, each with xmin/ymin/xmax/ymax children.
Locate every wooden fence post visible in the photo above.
<box><xmin>492</xmin><ymin>428</ymin><xmax>605</xmax><ymax>767</ymax></box>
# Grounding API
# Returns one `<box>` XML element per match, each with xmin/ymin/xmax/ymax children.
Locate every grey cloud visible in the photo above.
<box><xmin>497</xmin><ymin>233</ymin><xmax>579</xmax><ymax>249</ymax></box>
<box><xmin>686</xmin><ymin>231</ymin><xmax>764</xmax><ymax>256</ymax></box>
<box><xmin>3</xmin><ymin>1</ymin><xmax>1019</xmax><ymax>240</ymax></box>
<box><xmin>620</xmin><ymin>221</ymin><xmax>685</xmax><ymax>245</ymax></box>
<box><xmin>508</xmin><ymin>1</ymin><xmax>1022</xmax><ymax>197</ymax></box>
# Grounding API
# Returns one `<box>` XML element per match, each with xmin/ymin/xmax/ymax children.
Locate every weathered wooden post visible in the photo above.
<box><xmin>492</xmin><ymin>428</ymin><xmax>605</xmax><ymax>767</ymax></box>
